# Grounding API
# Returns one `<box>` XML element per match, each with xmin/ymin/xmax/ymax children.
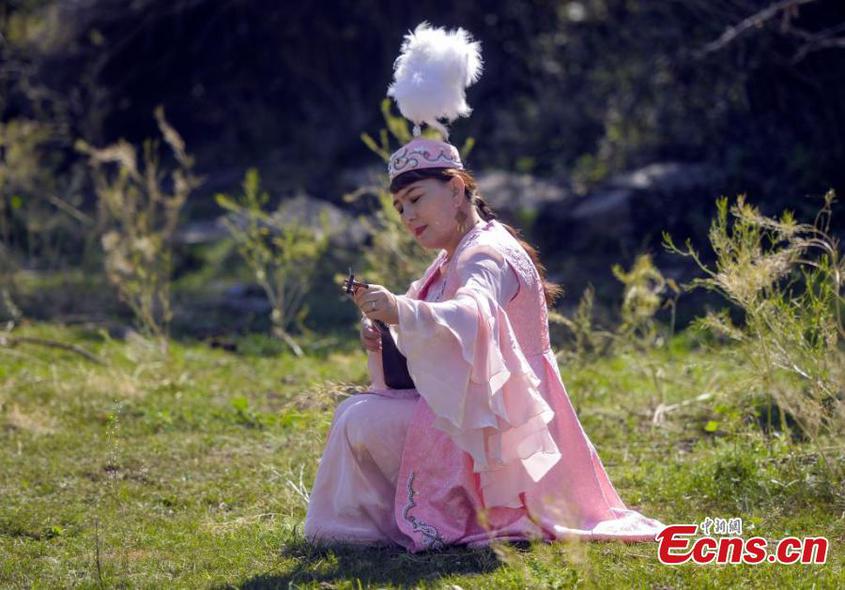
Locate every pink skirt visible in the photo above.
<box><xmin>304</xmin><ymin>363</ymin><xmax>666</xmax><ymax>552</ymax></box>
<box><xmin>304</xmin><ymin>388</ymin><xmax>419</xmax><ymax>545</ymax></box>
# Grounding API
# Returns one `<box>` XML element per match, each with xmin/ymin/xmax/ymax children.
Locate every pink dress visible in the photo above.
<box><xmin>304</xmin><ymin>219</ymin><xmax>666</xmax><ymax>551</ymax></box>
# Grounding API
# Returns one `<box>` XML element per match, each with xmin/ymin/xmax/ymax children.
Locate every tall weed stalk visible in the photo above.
<box><xmin>549</xmin><ymin>254</ymin><xmax>679</xmax><ymax>363</ymax></box>
<box><xmin>216</xmin><ymin>168</ymin><xmax>329</xmax><ymax>356</ymax></box>
<box><xmin>76</xmin><ymin>107</ymin><xmax>200</xmax><ymax>349</ymax></box>
<box><xmin>664</xmin><ymin>192</ymin><xmax>844</xmax><ymax>477</ymax></box>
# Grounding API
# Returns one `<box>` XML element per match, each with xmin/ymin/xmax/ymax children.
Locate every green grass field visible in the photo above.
<box><xmin>1</xmin><ymin>323</ymin><xmax>842</xmax><ymax>588</ymax></box>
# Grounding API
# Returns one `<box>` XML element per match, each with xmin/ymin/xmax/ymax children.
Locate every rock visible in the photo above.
<box><xmin>177</xmin><ymin>192</ymin><xmax>369</xmax><ymax>248</ymax></box>
<box><xmin>474</xmin><ymin>170</ymin><xmax>571</xmax><ymax>217</ymax></box>
<box><xmin>535</xmin><ymin>161</ymin><xmax>723</xmax><ymax>257</ymax></box>
<box><xmin>337</xmin><ymin>164</ymin><xmax>385</xmax><ymax>194</ymax></box>
<box><xmin>174</xmin><ymin>218</ymin><xmax>229</xmax><ymax>244</ymax></box>
<box><xmin>610</xmin><ymin>162</ymin><xmax>714</xmax><ymax>194</ymax></box>
<box><xmin>222</xmin><ymin>282</ymin><xmax>271</xmax><ymax>313</ymax></box>
<box><xmin>271</xmin><ymin>192</ymin><xmax>368</xmax><ymax>246</ymax></box>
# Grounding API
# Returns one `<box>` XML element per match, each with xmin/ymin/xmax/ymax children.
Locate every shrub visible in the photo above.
<box><xmin>0</xmin><ymin>194</ymin><xmax>21</xmax><ymax>323</ymax></box>
<box><xmin>75</xmin><ymin>106</ymin><xmax>200</xmax><ymax>347</ymax></box>
<box><xmin>549</xmin><ymin>254</ymin><xmax>678</xmax><ymax>362</ymax></box>
<box><xmin>0</xmin><ymin>118</ymin><xmax>58</xmax><ymax>322</ymax></box>
<box><xmin>664</xmin><ymin>192</ymin><xmax>844</xmax><ymax>454</ymax></box>
<box><xmin>216</xmin><ymin>168</ymin><xmax>329</xmax><ymax>356</ymax></box>
<box><xmin>548</xmin><ymin>286</ymin><xmax>613</xmax><ymax>363</ymax></box>
<box><xmin>612</xmin><ymin>253</ymin><xmax>680</xmax><ymax>350</ymax></box>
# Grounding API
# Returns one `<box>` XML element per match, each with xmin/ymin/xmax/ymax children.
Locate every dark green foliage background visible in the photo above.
<box><xmin>2</xmin><ymin>0</ymin><xmax>845</xmax><ymax>333</ymax></box>
<box><xmin>3</xmin><ymin>0</ymin><xmax>843</xmax><ymax>205</ymax></box>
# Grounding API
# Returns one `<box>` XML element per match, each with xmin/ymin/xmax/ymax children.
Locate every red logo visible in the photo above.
<box><xmin>656</xmin><ymin>519</ymin><xmax>828</xmax><ymax>565</ymax></box>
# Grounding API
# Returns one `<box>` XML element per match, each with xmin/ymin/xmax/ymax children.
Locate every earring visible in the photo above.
<box><xmin>454</xmin><ymin>207</ymin><xmax>468</xmax><ymax>233</ymax></box>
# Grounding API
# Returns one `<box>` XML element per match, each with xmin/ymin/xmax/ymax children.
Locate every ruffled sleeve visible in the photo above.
<box><xmin>392</xmin><ymin>244</ymin><xmax>562</xmax><ymax>508</ymax></box>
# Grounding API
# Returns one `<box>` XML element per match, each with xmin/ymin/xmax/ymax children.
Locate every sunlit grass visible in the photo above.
<box><xmin>1</xmin><ymin>323</ymin><xmax>842</xmax><ymax>588</ymax></box>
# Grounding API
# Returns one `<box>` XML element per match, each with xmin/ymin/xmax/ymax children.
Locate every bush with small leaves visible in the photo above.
<box><xmin>216</xmin><ymin>168</ymin><xmax>329</xmax><ymax>357</ymax></box>
<box><xmin>664</xmin><ymin>191</ymin><xmax>844</xmax><ymax>461</ymax></box>
<box><xmin>76</xmin><ymin>106</ymin><xmax>201</xmax><ymax>348</ymax></box>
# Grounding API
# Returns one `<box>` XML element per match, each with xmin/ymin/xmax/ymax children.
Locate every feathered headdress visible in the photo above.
<box><xmin>387</xmin><ymin>22</ymin><xmax>483</xmax><ymax>140</ymax></box>
<box><xmin>385</xmin><ymin>22</ymin><xmax>483</xmax><ymax>182</ymax></box>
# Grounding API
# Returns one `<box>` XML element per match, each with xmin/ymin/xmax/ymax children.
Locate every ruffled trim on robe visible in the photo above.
<box><xmin>393</xmin><ymin>282</ymin><xmax>562</xmax><ymax>509</ymax></box>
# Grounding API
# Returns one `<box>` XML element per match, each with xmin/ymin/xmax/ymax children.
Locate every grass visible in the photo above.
<box><xmin>1</xmin><ymin>322</ymin><xmax>843</xmax><ymax>588</ymax></box>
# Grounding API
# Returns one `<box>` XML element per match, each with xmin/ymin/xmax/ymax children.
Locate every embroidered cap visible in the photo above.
<box><xmin>385</xmin><ymin>22</ymin><xmax>481</xmax><ymax>183</ymax></box>
<box><xmin>388</xmin><ymin>137</ymin><xmax>463</xmax><ymax>182</ymax></box>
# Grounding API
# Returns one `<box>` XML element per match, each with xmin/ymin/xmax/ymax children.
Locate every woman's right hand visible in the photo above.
<box><xmin>360</xmin><ymin>318</ymin><xmax>382</xmax><ymax>352</ymax></box>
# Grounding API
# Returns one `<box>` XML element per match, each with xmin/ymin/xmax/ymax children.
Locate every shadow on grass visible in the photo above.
<box><xmin>228</xmin><ymin>538</ymin><xmax>510</xmax><ymax>588</ymax></box>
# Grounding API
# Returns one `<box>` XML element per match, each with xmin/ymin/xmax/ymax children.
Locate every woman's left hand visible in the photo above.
<box><xmin>352</xmin><ymin>283</ymin><xmax>399</xmax><ymax>325</ymax></box>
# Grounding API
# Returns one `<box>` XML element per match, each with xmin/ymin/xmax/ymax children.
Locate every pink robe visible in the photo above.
<box><xmin>304</xmin><ymin>219</ymin><xmax>666</xmax><ymax>551</ymax></box>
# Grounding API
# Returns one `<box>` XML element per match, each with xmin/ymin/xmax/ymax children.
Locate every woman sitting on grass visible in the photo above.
<box><xmin>304</xmin><ymin>23</ymin><xmax>665</xmax><ymax>552</ymax></box>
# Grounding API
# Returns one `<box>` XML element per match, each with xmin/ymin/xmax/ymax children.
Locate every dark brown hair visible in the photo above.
<box><xmin>389</xmin><ymin>167</ymin><xmax>563</xmax><ymax>308</ymax></box>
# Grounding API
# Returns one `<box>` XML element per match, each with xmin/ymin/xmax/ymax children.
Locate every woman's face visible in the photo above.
<box><xmin>392</xmin><ymin>176</ymin><xmax>463</xmax><ymax>250</ymax></box>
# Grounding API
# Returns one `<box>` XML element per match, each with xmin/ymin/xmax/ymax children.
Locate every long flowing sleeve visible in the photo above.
<box><xmin>392</xmin><ymin>244</ymin><xmax>562</xmax><ymax>508</ymax></box>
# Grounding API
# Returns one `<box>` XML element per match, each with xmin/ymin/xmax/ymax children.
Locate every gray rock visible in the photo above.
<box><xmin>272</xmin><ymin>192</ymin><xmax>369</xmax><ymax>247</ymax></box>
<box><xmin>568</xmin><ymin>188</ymin><xmax>633</xmax><ymax>220</ymax></box>
<box><xmin>536</xmin><ymin>161</ymin><xmax>723</xmax><ymax>257</ymax></box>
<box><xmin>608</xmin><ymin>162</ymin><xmax>714</xmax><ymax>194</ymax></box>
<box><xmin>222</xmin><ymin>282</ymin><xmax>271</xmax><ymax>313</ymax></box>
<box><xmin>475</xmin><ymin>170</ymin><xmax>571</xmax><ymax>216</ymax></box>
<box><xmin>174</xmin><ymin>218</ymin><xmax>229</xmax><ymax>244</ymax></box>
<box><xmin>337</xmin><ymin>164</ymin><xmax>386</xmax><ymax>193</ymax></box>
<box><xmin>178</xmin><ymin>192</ymin><xmax>369</xmax><ymax>248</ymax></box>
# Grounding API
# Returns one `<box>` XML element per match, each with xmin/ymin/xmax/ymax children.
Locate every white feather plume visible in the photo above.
<box><xmin>387</xmin><ymin>22</ymin><xmax>483</xmax><ymax>140</ymax></box>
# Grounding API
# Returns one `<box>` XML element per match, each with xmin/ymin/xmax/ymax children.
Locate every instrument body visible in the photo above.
<box><xmin>343</xmin><ymin>268</ymin><xmax>415</xmax><ymax>389</ymax></box>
